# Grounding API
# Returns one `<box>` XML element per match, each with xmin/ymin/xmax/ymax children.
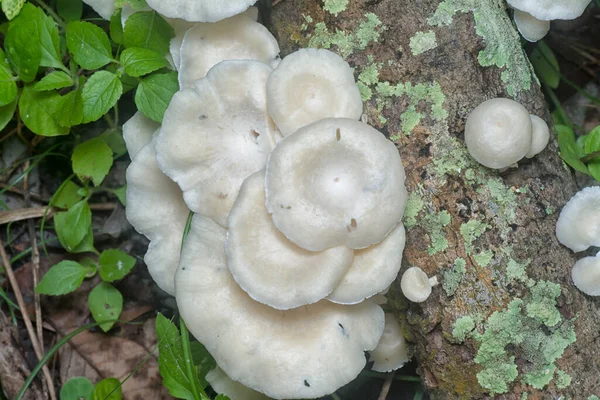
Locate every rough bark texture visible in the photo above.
<box><xmin>269</xmin><ymin>0</ymin><xmax>600</xmax><ymax>398</ymax></box>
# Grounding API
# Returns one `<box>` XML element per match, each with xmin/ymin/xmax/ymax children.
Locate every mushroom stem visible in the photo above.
<box><xmin>429</xmin><ymin>276</ymin><xmax>439</xmax><ymax>287</ymax></box>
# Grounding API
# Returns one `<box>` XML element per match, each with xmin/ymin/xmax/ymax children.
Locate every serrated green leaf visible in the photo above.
<box><xmin>123</xmin><ymin>11</ymin><xmax>174</xmax><ymax>54</ymax></box>
<box><xmin>5</xmin><ymin>5</ymin><xmax>42</xmax><ymax>82</ymax></box>
<box><xmin>81</xmin><ymin>71</ymin><xmax>123</xmax><ymax>123</ymax></box>
<box><xmin>111</xmin><ymin>185</ymin><xmax>127</xmax><ymax>206</ymax></box>
<box><xmin>57</xmin><ymin>0</ymin><xmax>83</xmax><ymax>22</ymax></box>
<box><xmin>19</xmin><ymin>86</ymin><xmax>69</xmax><ymax>136</ymax></box>
<box><xmin>104</xmin><ymin>129</ymin><xmax>128</xmax><ymax>157</ymax></box>
<box><xmin>99</xmin><ymin>249</ymin><xmax>136</xmax><ymax>282</ymax></box>
<box><xmin>531</xmin><ymin>41</ymin><xmax>560</xmax><ymax>89</ymax></box>
<box><xmin>60</xmin><ymin>376</ymin><xmax>94</xmax><ymax>400</ymax></box>
<box><xmin>110</xmin><ymin>9</ymin><xmax>124</xmax><ymax>45</ymax></box>
<box><xmin>72</xmin><ymin>137</ymin><xmax>114</xmax><ymax>186</ymax></box>
<box><xmin>91</xmin><ymin>378</ymin><xmax>122</xmax><ymax>400</ymax></box>
<box><xmin>0</xmin><ymin>100</ymin><xmax>17</xmax><ymax>132</ymax></box>
<box><xmin>556</xmin><ymin>124</ymin><xmax>589</xmax><ymax>174</ymax></box>
<box><xmin>190</xmin><ymin>341</ymin><xmax>216</xmax><ymax>389</ymax></box>
<box><xmin>52</xmin><ymin>88</ymin><xmax>84</xmax><ymax>128</ymax></box>
<box><xmin>35</xmin><ymin>260</ymin><xmax>92</xmax><ymax>295</ymax></box>
<box><xmin>135</xmin><ymin>72</ymin><xmax>178</xmax><ymax>123</ymax></box>
<box><xmin>2</xmin><ymin>0</ymin><xmax>25</xmax><ymax>20</ymax></box>
<box><xmin>51</xmin><ymin>181</ymin><xmax>83</xmax><ymax>209</ymax></box>
<box><xmin>66</xmin><ymin>21</ymin><xmax>113</xmax><ymax>70</ymax></box>
<box><xmin>70</xmin><ymin>227</ymin><xmax>96</xmax><ymax>254</ymax></box>
<box><xmin>0</xmin><ymin>48</ymin><xmax>13</xmax><ymax>73</ymax></box>
<box><xmin>34</xmin><ymin>71</ymin><xmax>74</xmax><ymax>91</ymax></box>
<box><xmin>584</xmin><ymin>126</ymin><xmax>600</xmax><ymax>155</ymax></box>
<box><xmin>36</xmin><ymin>6</ymin><xmax>63</xmax><ymax>69</ymax></box>
<box><xmin>0</xmin><ymin>66</ymin><xmax>17</xmax><ymax>106</ymax></box>
<box><xmin>121</xmin><ymin>47</ymin><xmax>168</xmax><ymax>77</ymax></box>
<box><xmin>54</xmin><ymin>200</ymin><xmax>92</xmax><ymax>252</ymax></box>
<box><xmin>89</xmin><ymin>282</ymin><xmax>122</xmax><ymax>332</ymax></box>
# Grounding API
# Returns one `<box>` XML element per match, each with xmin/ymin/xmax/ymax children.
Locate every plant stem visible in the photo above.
<box><xmin>180</xmin><ymin>319</ymin><xmax>207</xmax><ymax>400</ymax></box>
<box><xmin>581</xmin><ymin>150</ymin><xmax>600</xmax><ymax>164</ymax></box>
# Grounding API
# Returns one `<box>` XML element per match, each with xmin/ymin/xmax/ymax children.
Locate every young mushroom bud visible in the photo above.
<box><xmin>572</xmin><ymin>252</ymin><xmax>600</xmax><ymax>296</ymax></box>
<box><xmin>525</xmin><ymin>115</ymin><xmax>550</xmax><ymax>158</ymax></box>
<box><xmin>556</xmin><ymin>187</ymin><xmax>600</xmax><ymax>252</ymax></box>
<box><xmin>513</xmin><ymin>10</ymin><xmax>551</xmax><ymax>42</ymax></box>
<box><xmin>369</xmin><ymin>313</ymin><xmax>410</xmax><ymax>372</ymax></box>
<box><xmin>145</xmin><ymin>0</ymin><xmax>257</xmax><ymax>23</ymax></box>
<box><xmin>400</xmin><ymin>267</ymin><xmax>439</xmax><ymax>303</ymax></box>
<box><xmin>506</xmin><ymin>0</ymin><xmax>593</xmax><ymax>21</ymax></box>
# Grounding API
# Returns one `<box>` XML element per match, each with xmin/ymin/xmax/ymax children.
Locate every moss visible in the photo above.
<box><xmin>422</xmin><ymin>210</ymin><xmax>452</xmax><ymax>255</ymax></box>
<box><xmin>403</xmin><ymin>192</ymin><xmax>424</xmax><ymax>228</ymax></box>
<box><xmin>453</xmin><ymin>315</ymin><xmax>476</xmax><ymax>342</ymax></box>
<box><xmin>555</xmin><ymin>370</ymin><xmax>572</xmax><ymax>389</ymax></box>
<box><xmin>409</xmin><ymin>31</ymin><xmax>437</xmax><ymax>55</ymax></box>
<box><xmin>460</xmin><ymin>220</ymin><xmax>489</xmax><ymax>254</ymax></box>
<box><xmin>322</xmin><ymin>0</ymin><xmax>348</xmax><ymax>15</ymax></box>
<box><xmin>473</xmin><ymin>250</ymin><xmax>494</xmax><ymax>267</ymax></box>
<box><xmin>443</xmin><ymin>258</ymin><xmax>467</xmax><ymax>296</ymax></box>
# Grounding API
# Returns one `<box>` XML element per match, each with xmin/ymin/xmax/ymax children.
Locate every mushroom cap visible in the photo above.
<box><xmin>400</xmin><ymin>267</ymin><xmax>434</xmax><ymax>303</ymax></box>
<box><xmin>507</xmin><ymin>0</ymin><xmax>592</xmax><ymax>20</ymax></box>
<box><xmin>227</xmin><ymin>170</ymin><xmax>354</xmax><ymax>310</ymax></box>
<box><xmin>266</xmin><ymin>48</ymin><xmax>363</xmax><ymax>136</ymax></box>
<box><xmin>369</xmin><ymin>313</ymin><xmax>409</xmax><ymax>372</ymax></box>
<box><xmin>572</xmin><ymin>252</ymin><xmax>600</xmax><ymax>296</ymax></box>
<box><xmin>464</xmin><ymin>98</ymin><xmax>533</xmax><ymax>169</ymax></box>
<box><xmin>556</xmin><ymin>186</ymin><xmax>600</xmax><ymax>252</ymax></box>
<box><xmin>513</xmin><ymin>10</ymin><xmax>551</xmax><ymax>42</ymax></box>
<box><xmin>176</xmin><ymin>215</ymin><xmax>385</xmax><ymax>399</ymax></box>
<box><xmin>122</xmin><ymin>111</ymin><xmax>160</xmax><ymax>159</ymax></box>
<box><xmin>145</xmin><ymin>0</ymin><xmax>257</xmax><ymax>23</ymax></box>
<box><xmin>82</xmin><ymin>0</ymin><xmax>115</xmax><ymax>20</ymax></box>
<box><xmin>155</xmin><ymin>60</ymin><xmax>281</xmax><ymax>227</ymax></box>
<box><xmin>125</xmin><ymin>139</ymin><xmax>190</xmax><ymax>295</ymax></box>
<box><xmin>265</xmin><ymin>118</ymin><xmax>407</xmax><ymax>252</ymax></box>
<box><xmin>206</xmin><ymin>367</ymin><xmax>270</xmax><ymax>400</ymax></box>
<box><xmin>525</xmin><ymin>114</ymin><xmax>550</xmax><ymax>158</ymax></box>
<box><xmin>167</xmin><ymin>18</ymin><xmax>195</xmax><ymax>71</ymax></box>
<box><xmin>178</xmin><ymin>13</ymin><xmax>279</xmax><ymax>89</ymax></box>
<box><xmin>327</xmin><ymin>223</ymin><xmax>406</xmax><ymax>305</ymax></box>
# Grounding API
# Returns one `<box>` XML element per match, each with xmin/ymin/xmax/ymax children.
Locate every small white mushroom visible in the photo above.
<box><xmin>556</xmin><ymin>186</ymin><xmax>600</xmax><ymax>252</ymax></box>
<box><xmin>226</xmin><ymin>170</ymin><xmax>354</xmax><ymax>310</ymax></box>
<box><xmin>572</xmin><ymin>252</ymin><xmax>600</xmax><ymax>296</ymax></box>
<box><xmin>82</xmin><ymin>0</ymin><xmax>115</xmax><ymax>20</ymax></box>
<box><xmin>266</xmin><ymin>49</ymin><xmax>363</xmax><ymax>136</ymax></box>
<box><xmin>513</xmin><ymin>10</ymin><xmax>551</xmax><ymax>42</ymax></box>
<box><xmin>155</xmin><ymin>60</ymin><xmax>281</xmax><ymax>227</ymax></box>
<box><xmin>265</xmin><ymin>118</ymin><xmax>407</xmax><ymax>252</ymax></box>
<box><xmin>206</xmin><ymin>367</ymin><xmax>270</xmax><ymax>400</ymax></box>
<box><xmin>507</xmin><ymin>0</ymin><xmax>592</xmax><ymax>20</ymax></box>
<box><xmin>400</xmin><ymin>267</ymin><xmax>438</xmax><ymax>303</ymax></box>
<box><xmin>145</xmin><ymin>0</ymin><xmax>257</xmax><ymax>23</ymax></box>
<box><xmin>122</xmin><ymin>111</ymin><xmax>160</xmax><ymax>159</ymax></box>
<box><xmin>525</xmin><ymin>115</ymin><xmax>550</xmax><ymax>158</ymax></box>
<box><xmin>176</xmin><ymin>215</ymin><xmax>385</xmax><ymax>399</ymax></box>
<box><xmin>369</xmin><ymin>313</ymin><xmax>409</xmax><ymax>372</ymax></box>
<box><xmin>464</xmin><ymin>98</ymin><xmax>533</xmax><ymax>169</ymax></box>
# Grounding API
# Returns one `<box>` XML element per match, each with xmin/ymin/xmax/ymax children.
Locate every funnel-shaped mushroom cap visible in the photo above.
<box><xmin>178</xmin><ymin>13</ymin><xmax>279</xmax><ymax>89</ymax></box>
<box><xmin>572</xmin><ymin>252</ymin><xmax>600</xmax><ymax>296</ymax></box>
<box><xmin>206</xmin><ymin>367</ymin><xmax>270</xmax><ymax>400</ymax></box>
<box><xmin>465</xmin><ymin>98</ymin><xmax>533</xmax><ymax>169</ymax></box>
<box><xmin>507</xmin><ymin>0</ymin><xmax>592</xmax><ymax>20</ymax></box>
<box><xmin>177</xmin><ymin>215</ymin><xmax>385</xmax><ymax>399</ymax></box>
<box><xmin>328</xmin><ymin>223</ymin><xmax>406</xmax><ymax>305</ymax></box>
<box><xmin>400</xmin><ymin>267</ymin><xmax>437</xmax><ymax>303</ymax></box>
<box><xmin>556</xmin><ymin>187</ymin><xmax>600</xmax><ymax>252</ymax></box>
<box><xmin>227</xmin><ymin>170</ymin><xmax>354</xmax><ymax>310</ymax></box>
<box><xmin>145</xmin><ymin>0</ymin><xmax>257</xmax><ymax>23</ymax></box>
<box><xmin>167</xmin><ymin>19</ymin><xmax>195</xmax><ymax>70</ymax></box>
<box><xmin>122</xmin><ymin>112</ymin><xmax>160</xmax><ymax>159</ymax></box>
<box><xmin>514</xmin><ymin>10</ymin><xmax>551</xmax><ymax>42</ymax></box>
<box><xmin>266</xmin><ymin>49</ymin><xmax>363</xmax><ymax>136</ymax></box>
<box><xmin>369</xmin><ymin>313</ymin><xmax>409</xmax><ymax>372</ymax></box>
<box><xmin>265</xmin><ymin>118</ymin><xmax>407</xmax><ymax>252</ymax></box>
<box><xmin>126</xmin><ymin>140</ymin><xmax>190</xmax><ymax>295</ymax></box>
<box><xmin>82</xmin><ymin>0</ymin><xmax>115</xmax><ymax>20</ymax></box>
<box><xmin>525</xmin><ymin>114</ymin><xmax>550</xmax><ymax>158</ymax></box>
<box><xmin>156</xmin><ymin>60</ymin><xmax>281</xmax><ymax>227</ymax></box>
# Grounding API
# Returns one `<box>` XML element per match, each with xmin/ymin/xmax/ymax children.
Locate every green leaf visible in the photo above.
<box><xmin>156</xmin><ymin>314</ymin><xmax>199</xmax><ymax>400</ymax></box>
<box><xmin>52</xmin><ymin>88</ymin><xmax>84</xmax><ymax>128</ymax></box>
<box><xmin>70</xmin><ymin>227</ymin><xmax>97</xmax><ymax>254</ymax></box>
<box><xmin>59</xmin><ymin>376</ymin><xmax>94</xmax><ymax>400</ymax></box>
<box><xmin>54</xmin><ymin>200</ymin><xmax>92</xmax><ymax>252</ymax></box>
<box><xmin>34</xmin><ymin>71</ymin><xmax>73</xmax><ymax>91</ymax></box>
<box><xmin>66</xmin><ymin>21</ymin><xmax>113</xmax><ymax>70</ymax></box>
<box><xmin>99</xmin><ymin>249</ymin><xmax>136</xmax><ymax>282</ymax></box>
<box><xmin>584</xmin><ymin>126</ymin><xmax>600</xmax><ymax>155</ymax></box>
<box><xmin>120</xmin><ymin>47</ymin><xmax>168</xmax><ymax>77</ymax></box>
<box><xmin>57</xmin><ymin>0</ymin><xmax>83</xmax><ymax>22</ymax></box>
<box><xmin>135</xmin><ymin>72</ymin><xmax>178</xmax><ymax>123</ymax></box>
<box><xmin>116</xmin><ymin>0</ymin><xmax>148</xmax><ymax>10</ymax></box>
<box><xmin>111</xmin><ymin>186</ymin><xmax>127</xmax><ymax>206</ymax></box>
<box><xmin>1</xmin><ymin>0</ymin><xmax>25</xmax><ymax>20</ymax></box>
<box><xmin>35</xmin><ymin>260</ymin><xmax>92</xmax><ymax>296</ymax></box>
<box><xmin>589</xmin><ymin>160</ymin><xmax>600</xmax><ymax>182</ymax></box>
<box><xmin>0</xmin><ymin>100</ymin><xmax>17</xmax><ymax>132</ymax></box>
<box><xmin>556</xmin><ymin>124</ymin><xmax>589</xmax><ymax>174</ymax></box>
<box><xmin>72</xmin><ymin>137</ymin><xmax>114</xmax><ymax>186</ymax></box>
<box><xmin>0</xmin><ymin>66</ymin><xmax>17</xmax><ymax>107</ymax></box>
<box><xmin>88</xmin><ymin>282</ymin><xmax>123</xmax><ymax>332</ymax></box>
<box><xmin>576</xmin><ymin>134</ymin><xmax>588</xmax><ymax>155</ymax></box>
<box><xmin>531</xmin><ymin>41</ymin><xmax>560</xmax><ymax>89</ymax></box>
<box><xmin>81</xmin><ymin>71</ymin><xmax>123</xmax><ymax>123</ymax></box>
<box><xmin>123</xmin><ymin>11</ymin><xmax>174</xmax><ymax>54</ymax></box>
<box><xmin>110</xmin><ymin>9</ymin><xmax>124</xmax><ymax>45</ymax></box>
<box><xmin>215</xmin><ymin>395</ymin><xmax>231</xmax><ymax>400</ymax></box>
<box><xmin>4</xmin><ymin>5</ymin><xmax>42</xmax><ymax>82</ymax></box>
<box><xmin>190</xmin><ymin>341</ymin><xmax>216</xmax><ymax>389</ymax></box>
<box><xmin>91</xmin><ymin>378</ymin><xmax>122</xmax><ymax>400</ymax></box>
<box><xmin>51</xmin><ymin>181</ymin><xmax>83</xmax><ymax>209</ymax></box>
<box><xmin>104</xmin><ymin>129</ymin><xmax>128</xmax><ymax>157</ymax></box>
<box><xmin>36</xmin><ymin>6</ymin><xmax>64</xmax><ymax>69</ymax></box>
<box><xmin>19</xmin><ymin>86</ymin><xmax>69</xmax><ymax>136</ymax></box>
<box><xmin>0</xmin><ymin>49</ymin><xmax>13</xmax><ymax>74</ymax></box>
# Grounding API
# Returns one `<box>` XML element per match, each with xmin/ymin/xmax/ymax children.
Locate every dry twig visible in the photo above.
<box><xmin>0</xmin><ymin>203</ymin><xmax>117</xmax><ymax>225</ymax></box>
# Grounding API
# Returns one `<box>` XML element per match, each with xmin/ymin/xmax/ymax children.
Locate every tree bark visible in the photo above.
<box><xmin>269</xmin><ymin>0</ymin><xmax>600</xmax><ymax>398</ymax></box>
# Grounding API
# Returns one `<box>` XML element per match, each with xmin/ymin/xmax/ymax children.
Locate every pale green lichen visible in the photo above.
<box><xmin>453</xmin><ymin>315</ymin><xmax>475</xmax><ymax>342</ymax></box>
<box><xmin>322</xmin><ymin>0</ymin><xmax>348</xmax><ymax>16</ymax></box>
<box><xmin>443</xmin><ymin>258</ymin><xmax>467</xmax><ymax>296</ymax></box>
<box><xmin>473</xmin><ymin>250</ymin><xmax>494</xmax><ymax>267</ymax></box>
<box><xmin>403</xmin><ymin>192</ymin><xmax>424</xmax><ymax>228</ymax></box>
<box><xmin>506</xmin><ymin>258</ymin><xmax>533</xmax><ymax>285</ymax></box>
<box><xmin>460</xmin><ymin>220</ymin><xmax>489</xmax><ymax>254</ymax></box>
<box><xmin>523</xmin><ymin>364</ymin><xmax>556</xmax><ymax>389</ymax></box>
<box><xmin>589</xmin><ymin>396</ymin><xmax>600</xmax><ymax>400</ymax></box>
<box><xmin>430</xmin><ymin>136</ymin><xmax>472</xmax><ymax>177</ymax></box>
<box><xmin>409</xmin><ymin>31</ymin><xmax>437</xmax><ymax>56</ymax></box>
<box><xmin>555</xmin><ymin>370</ymin><xmax>572</xmax><ymax>389</ymax></box>
<box><xmin>525</xmin><ymin>281</ymin><xmax>561</xmax><ymax>327</ymax></box>
<box><xmin>422</xmin><ymin>210</ymin><xmax>452</xmax><ymax>255</ymax></box>
<box><xmin>358</xmin><ymin>61</ymin><xmax>381</xmax><ymax>101</ymax></box>
<box><xmin>520</xmin><ymin>393</ymin><xmax>528</xmax><ymax>400</ymax></box>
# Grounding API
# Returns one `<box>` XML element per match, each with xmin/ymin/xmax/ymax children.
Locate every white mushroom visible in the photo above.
<box><xmin>178</xmin><ymin>13</ymin><xmax>279</xmax><ymax>89</ymax></box>
<box><xmin>556</xmin><ymin>186</ymin><xmax>600</xmax><ymax>252</ymax></box>
<box><xmin>513</xmin><ymin>10</ymin><xmax>551</xmax><ymax>42</ymax></box>
<box><xmin>126</xmin><ymin>139</ymin><xmax>190</xmax><ymax>295</ymax></box>
<box><xmin>227</xmin><ymin>170</ymin><xmax>354</xmax><ymax>310</ymax></box>
<box><xmin>206</xmin><ymin>367</ymin><xmax>270</xmax><ymax>400</ymax></box>
<box><xmin>266</xmin><ymin>49</ymin><xmax>363</xmax><ymax>136</ymax></box>
<box><xmin>400</xmin><ymin>267</ymin><xmax>438</xmax><ymax>303</ymax></box>
<box><xmin>176</xmin><ymin>215</ymin><xmax>385</xmax><ymax>399</ymax></box>
<box><xmin>327</xmin><ymin>223</ymin><xmax>406</xmax><ymax>305</ymax></box>
<box><xmin>525</xmin><ymin>115</ymin><xmax>550</xmax><ymax>158</ymax></box>
<box><xmin>122</xmin><ymin>111</ymin><xmax>160</xmax><ymax>159</ymax></box>
<box><xmin>265</xmin><ymin>118</ymin><xmax>407</xmax><ymax>252</ymax></box>
<box><xmin>369</xmin><ymin>313</ymin><xmax>409</xmax><ymax>372</ymax></box>
<box><xmin>506</xmin><ymin>0</ymin><xmax>592</xmax><ymax>20</ymax></box>
<box><xmin>572</xmin><ymin>252</ymin><xmax>600</xmax><ymax>296</ymax></box>
<box><xmin>145</xmin><ymin>0</ymin><xmax>257</xmax><ymax>23</ymax></box>
<box><xmin>464</xmin><ymin>98</ymin><xmax>533</xmax><ymax>169</ymax></box>
<box><xmin>82</xmin><ymin>0</ymin><xmax>115</xmax><ymax>20</ymax></box>
<box><xmin>155</xmin><ymin>60</ymin><xmax>281</xmax><ymax>227</ymax></box>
